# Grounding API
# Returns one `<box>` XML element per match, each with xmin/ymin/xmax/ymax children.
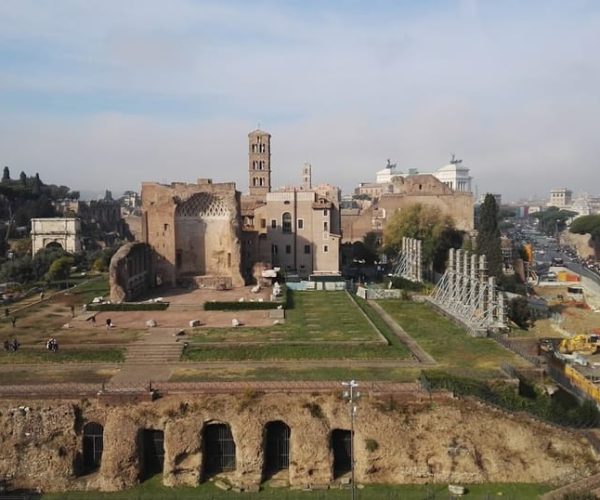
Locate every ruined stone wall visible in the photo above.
<box><xmin>341</xmin><ymin>176</ymin><xmax>474</xmax><ymax>244</ymax></box>
<box><xmin>108</xmin><ymin>242</ymin><xmax>155</xmax><ymax>303</ymax></box>
<box><xmin>561</xmin><ymin>230</ymin><xmax>599</xmax><ymax>259</ymax></box>
<box><xmin>0</xmin><ymin>393</ymin><xmax>598</xmax><ymax>493</ymax></box>
<box><xmin>141</xmin><ymin>180</ymin><xmax>244</xmax><ymax>287</ymax></box>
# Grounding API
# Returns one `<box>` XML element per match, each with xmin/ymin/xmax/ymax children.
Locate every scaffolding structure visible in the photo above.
<box><xmin>390</xmin><ymin>237</ymin><xmax>423</xmax><ymax>283</ymax></box>
<box><xmin>430</xmin><ymin>248</ymin><xmax>507</xmax><ymax>337</ymax></box>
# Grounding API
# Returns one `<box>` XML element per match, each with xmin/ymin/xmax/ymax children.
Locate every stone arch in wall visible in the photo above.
<box><xmin>263</xmin><ymin>420</ymin><xmax>290</xmax><ymax>480</ymax></box>
<box><xmin>45</xmin><ymin>241</ymin><xmax>64</xmax><ymax>250</ymax></box>
<box><xmin>202</xmin><ymin>422</ymin><xmax>236</xmax><ymax>479</ymax></box>
<box><xmin>140</xmin><ymin>429</ymin><xmax>164</xmax><ymax>480</ymax></box>
<box><xmin>330</xmin><ymin>429</ymin><xmax>351</xmax><ymax>479</ymax></box>
<box><xmin>82</xmin><ymin>422</ymin><xmax>104</xmax><ymax>473</ymax></box>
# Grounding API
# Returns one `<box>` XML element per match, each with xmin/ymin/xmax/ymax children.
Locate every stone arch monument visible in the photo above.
<box><xmin>31</xmin><ymin>218</ymin><xmax>82</xmax><ymax>255</ymax></box>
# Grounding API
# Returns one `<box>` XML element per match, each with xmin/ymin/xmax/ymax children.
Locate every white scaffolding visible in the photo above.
<box><xmin>430</xmin><ymin>248</ymin><xmax>507</xmax><ymax>337</ymax></box>
<box><xmin>390</xmin><ymin>237</ymin><xmax>423</xmax><ymax>283</ymax></box>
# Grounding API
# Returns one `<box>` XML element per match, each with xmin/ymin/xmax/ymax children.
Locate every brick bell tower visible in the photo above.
<box><xmin>248</xmin><ymin>129</ymin><xmax>271</xmax><ymax>198</ymax></box>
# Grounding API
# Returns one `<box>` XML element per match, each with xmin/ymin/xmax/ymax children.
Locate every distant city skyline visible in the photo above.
<box><xmin>1</xmin><ymin>0</ymin><xmax>599</xmax><ymax>201</ymax></box>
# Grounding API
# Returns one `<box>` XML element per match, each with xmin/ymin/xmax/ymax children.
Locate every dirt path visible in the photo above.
<box><xmin>368</xmin><ymin>301</ymin><xmax>436</xmax><ymax>364</ymax></box>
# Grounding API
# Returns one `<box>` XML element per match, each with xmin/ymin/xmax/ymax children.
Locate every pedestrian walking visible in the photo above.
<box><xmin>70</xmin><ymin>305</ymin><xmax>75</xmax><ymax>318</ymax></box>
<box><xmin>10</xmin><ymin>317</ymin><xmax>16</xmax><ymax>329</ymax></box>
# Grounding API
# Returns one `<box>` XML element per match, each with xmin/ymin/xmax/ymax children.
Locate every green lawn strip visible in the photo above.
<box><xmin>42</xmin><ymin>476</ymin><xmax>551</xmax><ymax>499</ymax></box>
<box><xmin>70</xmin><ymin>275</ymin><xmax>110</xmax><ymax>303</ymax></box>
<box><xmin>379</xmin><ymin>301</ymin><xmax>527</xmax><ymax>373</ymax></box>
<box><xmin>171</xmin><ymin>366</ymin><xmax>421</xmax><ymax>382</ymax></box>
<box><xmin>183</xmin><ymin>343</ymin><xmax>403</xmax><ymax>361</ymax></box>
<box><xmin>0</xmin><ymin>368</ymin><xmax>116</xmax><ymax>385</ymax></box>
<box><xmin>0</xmin><ymin>348</ymin><xmax>124</xmax><ymax>364</ymax></box>
<box><xmin>187</xmin><ymin>291</ymin><xmax>383</xmax><ymax>344</ymax></box>
<box><xmin>353</xmin><ymin>296</ymin><xmax>409</xmax><ymax>352</ymax></box>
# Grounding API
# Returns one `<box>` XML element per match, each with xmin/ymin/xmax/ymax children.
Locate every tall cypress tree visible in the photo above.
<box><xmin>476</xmin><ymin>193</ymin><xmax>503</xmax><ymax>278</ymax></box>
<box><xmin>2</xmin><ymin>166</ymin><xmax>10</xmax><ymax>183</ymax></box>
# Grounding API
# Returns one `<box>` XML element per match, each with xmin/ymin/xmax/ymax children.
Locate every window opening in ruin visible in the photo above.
<box><xmin>297</xmin><ymin>219</ymin><xmax>304</xmax><ymax>229</ymax></box>
<box><xmin>282</xmin><ymin>212</ymin><xmax>292</xmax><ymax>233</ymax></box>
<box><xmin>331</xmin><ymin>429</ymin><xmax>352</xmax><ymax>478</ymax></box>
<box><xmin>271</xmin><ymin>244</ymin><xmax>278</xmax><ymax>255</ymax></box>
<box><xmin>163</xmin><ymin>223</ymin><xmax>169</xmax><ymax>231</ymax></box>
<box><xmin>285</xmin><ymin>245</ymin><xmax>291</xmax><ymax>254</ymax></box>
<box><xmin>82</xmin><ymin>422</ymin><xmax>103</xmax><ymax>473</ymax></box>
<box><xmin>203</xmin><ymin>423</ymin><xmax>236</xmax><ymax>478</ymax></box>
<box><xmin>263</xmin><ymin>421</ymin><xmax>290</xmax><ymax>479</ymax></box>
<box><xmin>304</xmin><ymin>245</ymin><xmax>310</xmax><ymax>254</ymax></box>
<box><xmin>324</xmin><ymin>245</ymin><xmax>329</xmax><ymax>253</ymax></box>
<box><xmin>261</xmin><ymin>218</ymin><xmax>266</xmax><ymax>228</ymax></box>
<box><xmin>271</xmin><ymin>219</ymin><xmax>277</xmax><ymax>229</ymax></box>
<box><xmin>141</xmin><ymin>429</ymin><xmax>164</xmax><ymax>479</ymax></box>
<box><xmin>323</xmin><ymin>209</ymin><xmax>328</xmax><ymax>216</ymax></box>
<box><xmin>227</xmin><ymin>252</ymin><xmax>231</xmax><ymax>268</ymax></box>
<box><xmin>323</xmin><ymin>221</ymin><xmax>328</xmax><ymax>231</ymax></box>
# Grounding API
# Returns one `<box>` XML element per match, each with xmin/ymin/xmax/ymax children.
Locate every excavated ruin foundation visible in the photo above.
<box><xmin>0</xmin><ymin>391</ymin><xmax>599</xmax><ymax>493</ymax></box>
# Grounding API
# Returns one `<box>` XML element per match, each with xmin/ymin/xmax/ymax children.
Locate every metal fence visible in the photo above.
<box><xmin>0</xmin><ymin>380</ymin><xmax>424</xmax><ymax>398</ymax></box>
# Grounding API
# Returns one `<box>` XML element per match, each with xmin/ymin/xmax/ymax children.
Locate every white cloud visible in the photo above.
<box><xmin>0</xmin><ymin>1</ymin><xmax>599</xmax><ymax>200</ymax></box>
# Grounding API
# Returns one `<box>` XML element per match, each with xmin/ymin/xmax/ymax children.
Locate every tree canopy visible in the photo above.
<box><xmin>476</xmin><ymin>193</ymin><xmax>503</xmax><ymax>278</ymax></box>
<box><xmin>383</xmin><ymin>203</ymin><xmax>463</xmax><ymax>273</ymax></box>
<box><xmin>532</xmin><ymin>207</ymin><xmax>577</xmax><ymax>236</ymax></box>
<box><xmin>569</xmin><ymin>214</ymin><xmax>600</xmax><ymax>241</ymax></box>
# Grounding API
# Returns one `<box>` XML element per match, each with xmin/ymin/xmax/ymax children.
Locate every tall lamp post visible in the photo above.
<box><xmin>342</xmin><ymin>380</ymin><xmax>360</xmax><ymax>500</ymax></box>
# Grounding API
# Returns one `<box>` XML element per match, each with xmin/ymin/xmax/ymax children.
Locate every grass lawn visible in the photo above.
<box><xmin>183</xmin><ymin>291</ymin><xmax>409</xmax><ymax>361</ymax></box>
<box><xmin>0</xmin><ymin>367</ymin><xmax>118</xmax><ymax>385</ymax></box>
<box><xmin>41</xmin><ymin>476</ymin><xmax>551</xmax><ymax>499</ymax></box>
<box><xmin>379</xmin><ymin>301</ymin><xmax>529</xmax><ymax>377</ymax></box>
<box><xmin>187</xmin><ymin>291</ymin><xmax>385</xmax><ymax>344</ymax></box>
<box><xmin>0</xmin><ymin>348</ymin><xmax>125</xmax><ymax>364</ymax></box>
<box><xmin>171</xmin><ymin>366</ymin><xmax>420</xmax><ymax>382</ymax></box>
<box><xmin>183</xmin><ymin>343</ymin><xmax>404</xmax><ymax>361</ymax></box>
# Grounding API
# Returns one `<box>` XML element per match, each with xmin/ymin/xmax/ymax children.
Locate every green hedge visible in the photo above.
<box><xmin>421</xmin><ymin>370</ymin><xmax>600</xmax><ymax>428</ymax></box>
<box><xmin>204</xmin><ymin>284</ymin><xmax>287</xmax><ymax>311</ymax></box>
<box><xmin>86</xmin><ymin>302</ymin><xmax>169</xmax><ymax>312</ymax></box>
<box><xmin>204</xmin><ymin>300</ymin><xmax>282</xmax><ymax>311</ymax></box>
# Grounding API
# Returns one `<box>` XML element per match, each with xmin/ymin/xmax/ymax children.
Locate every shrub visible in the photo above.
<box><xmin>204</xmin><ymin>285</ymin><xmax>287</xmax><ymax>311</ymax></box>
<box><xmin>421</xmin><ymin>370</ymin><xmax>600</xmax><ymax>428</ymax></box>
<box><xmin>204</xmin><ymin>301</ymin><xmax>281</xmax><ymax>311</ymax></box>
<box><xmin>365</xmin><ymin>438</ymin><xmax>379</xmax><ymax>452</ymax></box>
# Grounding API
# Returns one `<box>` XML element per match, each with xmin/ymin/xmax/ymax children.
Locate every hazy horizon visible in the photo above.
<box><xmin>1</xmin><ymin>0</ymin><xmax>599</xmax><ymax>202</ymax></box>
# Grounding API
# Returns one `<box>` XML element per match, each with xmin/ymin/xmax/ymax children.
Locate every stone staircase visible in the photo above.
<box><xmin>107</xmin><ymin>328</ymin><xmax>184</xmax><ymax>385</ymax></box>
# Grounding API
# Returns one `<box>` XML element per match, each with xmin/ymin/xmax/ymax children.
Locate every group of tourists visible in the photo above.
<box><xmin>3</xmin><ymin>338</ymin><xmax>19</xmax><ymax>352</ymax></box>
<box><xmin>46</xmin><ymin>337</ymin><xmax>59</xmax><ymax>352</ymax></box>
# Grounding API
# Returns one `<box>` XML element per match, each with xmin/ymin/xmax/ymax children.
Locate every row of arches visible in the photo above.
<box><xmin>82</xmin><ymin>421</ymin><xmax>352</xmax><ymax>481</ymax></box>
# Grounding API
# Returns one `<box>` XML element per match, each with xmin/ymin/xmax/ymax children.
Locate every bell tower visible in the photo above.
<box><xmin>248</xmin><ymin>129</ymin><xmax>271</xmax><ymax>197</ymax></box>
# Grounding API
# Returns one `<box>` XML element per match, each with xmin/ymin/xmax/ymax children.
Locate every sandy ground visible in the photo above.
<box><xmin>91</xmin><ymin>309</ymin><xmax>273</xmax><ymax>329</ymax></box>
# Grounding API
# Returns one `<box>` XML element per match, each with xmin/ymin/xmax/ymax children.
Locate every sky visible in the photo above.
<box><xmin>0</xmin><ymin>0</ymin><xmax>599</xmax><ymax>201</ymax></box>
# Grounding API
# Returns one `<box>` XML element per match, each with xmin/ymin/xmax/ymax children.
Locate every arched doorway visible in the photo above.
<box><xmin>202</xmin><ymin>423</ymin><xmax>236</xmax><ymax>479</ymax></box>
<box><xmin>331</xmin><ymin>429</ymin><xmax>352</xmax><ymax>478</ymax></box>
<box><xmin>141</xmin><ymin>429</ymin><xmax>164</xmax><ymax>479</ymax></box>
<box><xmin>82</xmin><ymin>422</ymin><xmax>103</xmax><ymax>473</ymax></box>
<box><xmin>45</xmin><ymin>241</ymin><xmax>63</xmax><ymax>250</ymax></box>
<box><xmin>263</xmin><ymin>421</ymin><xmax>290</xmax><ymax>480</ymax></box>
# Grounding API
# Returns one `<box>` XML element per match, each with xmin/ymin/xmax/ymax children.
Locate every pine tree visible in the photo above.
<box><xmin>19</xmin><ymin>171</ymin><xmax>27</xmax><ymax>187</ymax></box>
<box><xmin>2</xmin><ymin>166</ymin><xmax>10</xmax><ymax>183</ymax></box>
<box><xmin>476</xmin><ymin>193</ymin><xmax>503</xmax><ymax>278</ymax></box>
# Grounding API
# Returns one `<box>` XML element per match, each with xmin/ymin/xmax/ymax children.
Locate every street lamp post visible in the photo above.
<box><xmin>342</xmin><ymin>380</ymin><xmax>360</xmax><ymax>500</ymax></box>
